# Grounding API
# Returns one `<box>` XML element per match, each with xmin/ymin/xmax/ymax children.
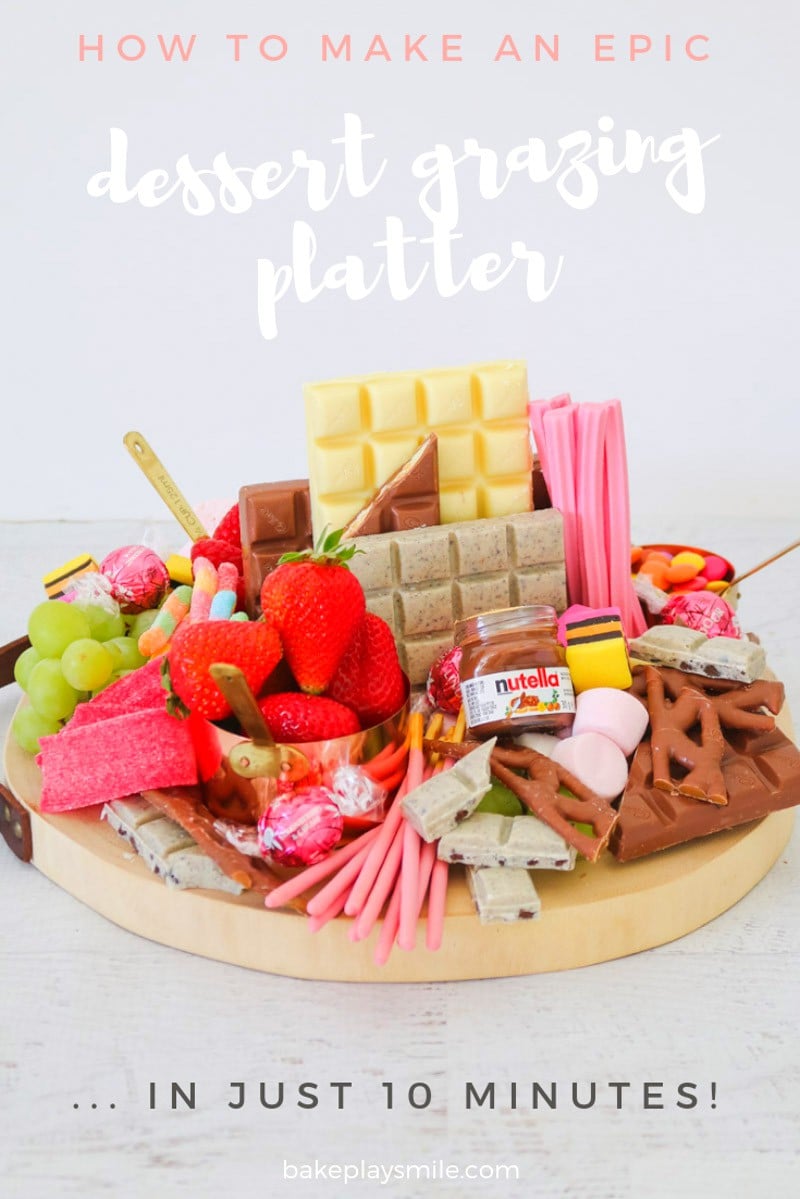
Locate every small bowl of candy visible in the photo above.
<box><xmin>632</xmin><ymin>544</ymin><xmax>735</xmax><ymax>626</ymax></box>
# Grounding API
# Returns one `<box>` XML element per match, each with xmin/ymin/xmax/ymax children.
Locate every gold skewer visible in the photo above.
<box><xmin>726</xmin><ymin>537</ymin><xmax>800</xmax><ymax>590</ymax></box>
<box><xmin>123</xmin><ymin>430</ymin><xmax>208</xmax><ymax>541</ymax></box>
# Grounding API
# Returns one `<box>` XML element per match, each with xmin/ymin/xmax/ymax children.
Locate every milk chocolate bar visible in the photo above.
<box><xmin>467</xmin><ymin>865</ymin><xmax>541</xmax><ymax>923</ymax></box>
<box><xmin>629</xmin><ymin>625</ymin><xmax>766</xmax><ymax>683</ymax></box>
<box><xmin>239</xmin><ymin>479</ymin><xmax>313</xmax><ymax>615</ymax></box>
<box><xmin>304</xmin><ymin>360</ymin><xmax>532</xmax><ymax>538</ymax></box>
<box><xmin>342</xmin><ymin>434</ymin><xmax>440</xmax><ymax>538</ymax></box>
<box><xmin>348</xmin><ymin>509</ymin><xmax>566</xmax><ymax>685</ymax></box>
<box><xmin>610</xmin><ymin>725</ymin><xmax>800</xmax><ymax>861</ymax></box>
<box><xmin>437</xmin><ymin>811</ymin><xmax>576</xmax><ymax>870</ymax></box>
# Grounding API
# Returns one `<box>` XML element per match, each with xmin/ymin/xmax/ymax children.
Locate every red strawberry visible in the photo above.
<box><xmin>258</xmin><ymin>693</ymin><xmax>360</xmax><ymax>743</ymax></box>
<box><xmin>326</xmin><ymin>613</ymin><xmax>407</xmax><ymax>727</ymax></box>
<box><xmin>260</xmin><ymin>528</ymin><xmax>366</xmax><ymax>694</ymax></box>
<box><xmin>190</xmin><ymin>537</ymin><xmax>243</xmax><ymax>575</ymax></box>
<box><xmin>212</xmin><ymin>503</ymin><xmax>241</xmax><ymax>547</ymax></box>
<box><xmin>166</xmin><ymin>619</ymin><xmax>282</xmax><ymax>720</ymax></box>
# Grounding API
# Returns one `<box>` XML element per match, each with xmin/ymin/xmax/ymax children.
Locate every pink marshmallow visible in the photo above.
<box><xmin>551</xmin><ymin>732</ymin><xmax>629</xmax><ymax>801</ymax></box>
<box><xmin>572</xmin><ymin>688</ymin><xmax>649</xmax><ymax>757</ymax></box>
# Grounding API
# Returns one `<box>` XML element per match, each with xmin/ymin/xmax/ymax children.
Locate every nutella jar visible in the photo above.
<box><xmin>455</xmin><ymin>605</ymin><xmax>575</xmax><ymax>737</ymax></box>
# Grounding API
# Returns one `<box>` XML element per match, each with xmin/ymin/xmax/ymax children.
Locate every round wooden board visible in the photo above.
<box><xmin>3</xmin><ymin>706</ymin><xmax>796</xmax><ymax>982</ymax></box>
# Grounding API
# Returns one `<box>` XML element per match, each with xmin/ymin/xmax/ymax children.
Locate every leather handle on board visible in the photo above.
<box><xmin>0</xmin><ymin>635</ymin><xmax>30</xmax><ymax>689</ymax></box>
<box><xmin>0</xmin><ymin>784</ymin><xmax>32</xmax><ymax>863</ymax></box>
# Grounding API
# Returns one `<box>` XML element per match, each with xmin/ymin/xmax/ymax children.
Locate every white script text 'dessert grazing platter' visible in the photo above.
<box><xmin>2</xmin><ymin>363</ymin><xmax>799</xmax><ymax>980</ymax></box>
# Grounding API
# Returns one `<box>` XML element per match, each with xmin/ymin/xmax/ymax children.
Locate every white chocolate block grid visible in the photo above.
<box><xmin>348</xmin><ymin>509</ymin><xmax>566</xmax><ymax>686</ymax></box>
<box><xmin>304</xmin><ymin>361</ymin><xmax>532</xmax><ymax>539</ymax></box>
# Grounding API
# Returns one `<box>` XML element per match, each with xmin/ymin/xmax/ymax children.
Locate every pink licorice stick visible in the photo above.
<box><xmin>351</xmin><ymin>822</ymin><xmax>405</xmax><ymax>942</ymax></box>
<box><xmin>603</xmin><ymin>401</ymin><xmax>647</xmax><ymax>637</ymax></box>
<box><xmin>264</xmin><ymin>825</ymin><xmax>381</xmax><ymax>909</ymax></box>
<box><xmin>426</xmin><ymin>858</ymin><xmax>449</xmax><ymax>952</ymax></box>
<box><xmin>306</xmin><ymin>834</ymin><xmax>378</xmax><ymax>917</ymax></box>
<box><xmin>542</xmin><ymin>405</ymin><xmax>583</xmax><ymax>604</ymax></box>
<box><xmin>528</xmin><ymin>394</ymin><xmax>571</xmax><ymax>484</ymax></box>
<box><xmin>576</xmin><ymin>403</ymin><xmax>610</xmax><ymax>609</ymax></box>
<box><xmin>344</xmin><ymin>777</ymin><xmax>410</xmax><ymax>916</ymax></box>
<box><xmin>398</xmin><ymin>822</ymin><xmax>421</xmax><ymax>951</ymax></box>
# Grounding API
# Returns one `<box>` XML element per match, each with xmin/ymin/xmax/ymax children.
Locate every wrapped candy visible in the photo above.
<box><xmin>258</xmin><ymin>788</ymin><xmax>344</xmax><ymax>867</ymax></box>
<box><xmin>426</xmin><ymin>646</ymin><xmax>463</xmax><ymax>714</ymax></box>
<box><xmin>661</xmin><ymin>590</ymin><xmax>741</xmax><ymax>639</ymax></box>
<box><xmin>100</xmin><ymin>545</ymin><xmax>170</xmax><ymax>613</ymax></box>
<box><xmin>329</xmin><ymin>765</ymin><xmax>386</xmax><ymax>818</ymax></box>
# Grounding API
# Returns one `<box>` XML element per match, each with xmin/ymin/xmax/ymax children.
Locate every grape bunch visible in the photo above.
<box><xmin>11</xmin><ymin>599</ymin><xmax>157</xmax><ymax>753</ymax></box>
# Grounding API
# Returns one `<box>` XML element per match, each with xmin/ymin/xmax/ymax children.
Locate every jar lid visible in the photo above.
<box><xmin>454</xmin><ymin>604</ymin><xmax>558</xmax><ymax>645</ymax></box>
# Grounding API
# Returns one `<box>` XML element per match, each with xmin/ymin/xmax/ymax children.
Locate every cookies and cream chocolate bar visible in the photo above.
<box><xmin>304</xmin><ymin>360</ymin><xmax>532</xmax><ymax>538</ymax></box>
<box><xmin>437</xmin><ymin>811</ymin><xmax>576</xmax><ymax>870</ymax></box>
<box><xmin>467</xmin><ymin>865</ymin><xmax>542</xmax><ymax>923</ymax></box>
<box><xmin>101</xmin><ymin>798</ymin><xmax>244</xmax><ymax>894</ymax></box>
<box><xmin>402</xmin><ymin>738</ymin><xmax>496</xmax><ymax>841</ymax></box>
<box><xmin>628</xmin><ymin>625</ymin><xmax>766</xmax><ymax>683</ymax></box>
<box><xmin>348</xmin><ymin>509</ymin><xmax>566</xmax><ymax>685</ymax></box>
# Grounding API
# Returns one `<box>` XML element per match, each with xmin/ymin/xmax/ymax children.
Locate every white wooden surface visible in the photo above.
<box><xmin>1</xmin><ymin>518</ymin><xmax>798</xmax><ymax>1199</ymax></box>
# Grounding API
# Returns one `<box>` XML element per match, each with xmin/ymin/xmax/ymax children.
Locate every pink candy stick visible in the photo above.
<box><xmin>375</xmin><ymin>839</ymin><xmax>438</xmax><ymax>966</ymax></box>
<box><xmin>374</xmin><ymin>880</ymin><xmax>403</xmax><ymax>966</ymax></box>
<box><xmin>344</xmin><ymin>778</ymin><xmax>409</xmax><ymax>916</ymax></box>
<box><xmin>603</xmin><ymin>401</ymin><xmax>647</xmax><ymax>637</ymax></box>
<box><xmin>351</xmin><ymin>821</ymin><xmax>405</xmax><ymax>942</ymax></box>
<box><xmin>306</xmin><ymin>835</ymin><xmax>377</xmax><ymax>916</ymax></box>
<box><xmin>426</xmin><ymin>859</ymin><xmax>449</xmax><ymax>952</ymax></box>
<box><xmin>264</xmin><ymin>825</ymin><xmax>380</xmax><ymax>909</ymax></box>
<box><xmin>576</xmin><ymin>403</ymin><xmax>610</xmax><ymax>609</ymax></box>
<box><xmin>542</xmin><ymin>405</ymin><xmax>583</xmax><ymax>604</ymax></box>
<box><xmin>528</xmin><ymin>394</ymin><xmax>572</xmax><ymax>483</ymax></box>
<box><xmin>397</xmin><ymin>822</ymin><xmax>421</xmax><ymax>951</ymax></box>
<box><xmin>307</xmin><ymin>891</ymin><xmax>348</xmax><ymax>933</ymax></box>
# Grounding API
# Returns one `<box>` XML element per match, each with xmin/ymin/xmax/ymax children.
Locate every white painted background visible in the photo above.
<box><xmin>1</xmin><ymin>0</ymin><xmax>798</xmax><ymax>521</ymax></box>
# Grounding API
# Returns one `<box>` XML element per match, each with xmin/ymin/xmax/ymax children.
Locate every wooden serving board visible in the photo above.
<box><xmin>3</xmin><ymin>705</ymin><xmax>795</xmax><ymax>982</ymax></box>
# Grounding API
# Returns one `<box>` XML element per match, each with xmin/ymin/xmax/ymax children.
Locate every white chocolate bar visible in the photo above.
<box><xmin>101</xmin><ymin>799</ymin><xmax>244</xmax><ymax>895</ymax></box>
<box><xmin>467</xmin><ymin>865</ymin><xmax>542</xmax><ymax>923</ymax></box>
<box><xmin>402</xmin><ymin>738</ymin><xmax>496</xmax><ymax>841</ymax></box>
<box><xmin>348</xmin><ymin>510</ymin><xmax>566</xmax><ymax>685</ymax></box>
<box><xmin>304</xmin><ymin>361</ymin><xmax>532</xmax><ymax>538</ymax></box>
<box><xmin>629</xmin><ymin>626</ymin><xmax>765</xmax><ymax>684</ymax></box>
<box><xmin>438</xmin><ymin>811</ymin><xmax>576</xmax><ymax>870</ymax></box>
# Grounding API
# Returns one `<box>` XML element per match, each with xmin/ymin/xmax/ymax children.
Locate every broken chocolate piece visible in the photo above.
<box><xmin>342</xmin><ymin>434</ymin><xmax>440</xmax><ymax>538</ymax></box>
<box><xmin>239</xmin><ymin>480</ymin><xmax>313</xmax><ymax>616</ymax></box>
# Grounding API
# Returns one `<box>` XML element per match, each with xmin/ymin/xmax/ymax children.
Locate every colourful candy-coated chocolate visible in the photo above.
<box><xmin>703</xmin><ymin>554</ymin><xmax>730</xmax><ymax>583</ymax></box>
<box><xmin>706</xmin><ymin>580</ymin><xmax>730</xmax><ymax>594</ymax></box>
<box><xmin>665</xmin><ymin>561</ymin><xmax>700</xmax><ymax>585</ymax></box>
<box><xmin>671</xmin><ymin>550</ymin><xmax>706</xmax><ymax>572</ymax></box>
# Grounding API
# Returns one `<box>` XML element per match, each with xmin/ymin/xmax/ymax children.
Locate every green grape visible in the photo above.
<box><xmin>127</xmin><ymin>609</ymin><xmax>158</xmax><ymax>639</ymax></box>
<box><xmin>13</xmin><ymin>646</ymin><xmax>41</xmax><ymax>692</ymax></box>
<box><xmin>77</xmin><ymin>602</ymin><xmax>125</xmax><ymax>642</ymax></box>
<box><xmin>476</xmin><ymin>780</ymin><xmax>524</xmax><ymax>817</ymax></box>
<box><xmin>103</xmin><ymin>636</ymin><xmax>146</xmax><ymax>672</ymax></box>
<box><xmin>27</xmin><ymin>600</ymin><xmax>91</xmax><ymax>658</ymax></box>
<box><xmin>11</xmin><ymin>707</ymin><xmax>61</xmax><ymax>754</ymax></box>
<box><xmin>61</xmin><ymin>639</ymin><xmax>114</xmax><ymax>691</ymax></box>
<box><xmin>27</xmin><ymin>659</ymin><xmax>80</xmax><ymax>721</ymax></box>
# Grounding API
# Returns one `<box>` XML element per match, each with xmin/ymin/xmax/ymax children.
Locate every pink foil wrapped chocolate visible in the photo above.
<box><xmin>426</xmin><ymin>646</ymin><xmax>463</xmax><ymax>714</ymax></box>
<box><xmin>258</xmin><ymin>788</ymin><xmax>344</xmax><ymax>867</ymax></box>
<box><xmin>100</xmin><ymin>545</ymin><xmax>170</xmax><ymax>614</ymax></box>
<box><xmin>662</xmin><ymin>591</ymin><xmax>741</xmax><ymax>640</ymax></box>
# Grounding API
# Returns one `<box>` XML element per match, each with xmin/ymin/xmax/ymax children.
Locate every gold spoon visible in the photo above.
<box><xmin>123</xmin><ymin>430</ymin><xmax>208</xmax><ymax>542</ymax></box>
<box><xmin>209</xmin><ymin>663</ymin><xmax>309</xmax><ymax>783</ymax></box>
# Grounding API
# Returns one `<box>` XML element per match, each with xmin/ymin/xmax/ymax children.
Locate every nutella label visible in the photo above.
<box><xmin>461</xmin><ymin>666</ymin><xmax>576</xmax><ymax>728</ymax></box>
